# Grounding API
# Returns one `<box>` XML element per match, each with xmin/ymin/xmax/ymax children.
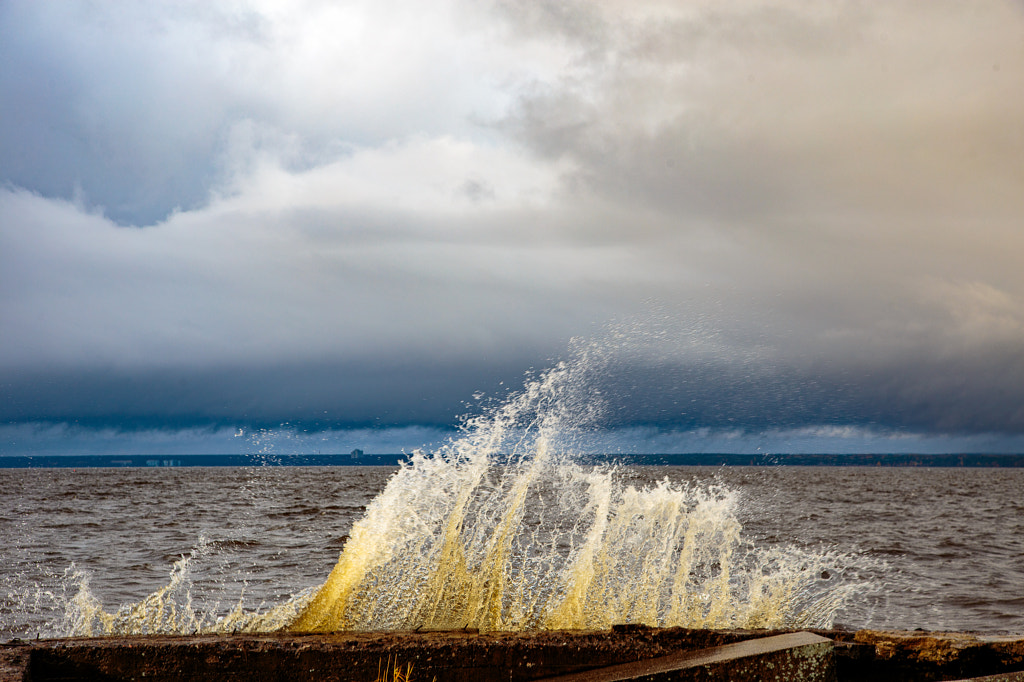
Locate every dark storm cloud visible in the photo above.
<box><xmin>592</xmin><ymin>350</ymin><xmax>1024</xmax><ymax>435</ymax></box>
<box><xmin>5</xmin><ymin>338</ymin><xmax>1023</xmax><ymax>436</ymax></box>
<box><xmin>0</xmin><ymin>2</ymin><xmax>241</xmax><ymax>224</ymax></box>
<box><xmin>0</xmin><ymin>359</ymin><xmax>525</xmax><ymax>430</ymax></box>
<box><xmin>2</xmin><ymin>0</ymin><xmax>1024</xmax><ymax>451</ymax></box>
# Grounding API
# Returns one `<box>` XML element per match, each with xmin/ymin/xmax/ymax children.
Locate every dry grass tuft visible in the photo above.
<box><xmin>374</xmin><ymin>655</ymin><xmax>415</xmax><ymax>682</ymax></box>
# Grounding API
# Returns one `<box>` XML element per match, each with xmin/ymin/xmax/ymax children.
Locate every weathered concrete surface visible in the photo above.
<box><xmin>4</xmin><ymin>628</ymin><xmax>762</xmax><ymax>682</ymax></box>
<box><xmin>0</xmin><ymin>643</ymin><xmax>29</xmax><ymax>682</ymax></box>
<box><xmin>952</xmin><ymin>673</ymin><xmax>1024</xmax><ymax>682</ymax></box>
<box><xmin>535</xmin><ymin>632</ymin><xmax>834</xmax><ymax>681</ymax></box>
<box><xmin>2</xmin><ymin>627</ymin><xmax>1023</xmax><ymax>682</ymax></box>
<box><xmin>842</xmin><ymin>630</ymin><xmax>1024</xmax><ymax>681</ymax></box>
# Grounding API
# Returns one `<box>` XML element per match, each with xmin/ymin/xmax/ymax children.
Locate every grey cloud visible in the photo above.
<box><xmin>3</xmin><ymin>1</ymin><xmax>1024</xmax><ymax>447</ymax></box>
<box><xmin>0</xmin><ymin>1</ymin><xmax>500</xmax><ymax>224</ymax></box>
<box><xmin>501</xmin><ymin>1</ymin><xmax>1024</xmax><ymax>225</ymax></box>
<box><xmin>0</xmin><ymin>188</ymin><xmax>606</xmax><ymax>371</ymax></box>
<box><xmin>496</xmin><ymin>1</ymin><xmax>1024</xmax><ymax>365</ymax></box>
<box><xmin>0</xmin><ymin>3</ymin><xmax>240</xmax><ymax>223</ymax></box>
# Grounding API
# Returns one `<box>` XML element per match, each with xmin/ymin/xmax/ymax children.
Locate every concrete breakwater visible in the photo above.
<box><xmin>4</xmin><ymin>627</ymin><xmax>1024</xmax><ymax>681</ymax></box>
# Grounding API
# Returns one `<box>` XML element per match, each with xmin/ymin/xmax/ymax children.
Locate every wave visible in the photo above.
<box><xmin>58</xmin><ymin>340</ymin><xmax>861</xmax><ymax>635</ymax></box>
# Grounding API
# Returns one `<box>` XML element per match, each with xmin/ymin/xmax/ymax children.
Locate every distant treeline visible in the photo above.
<box><xmin>2</xmin><ymin>453</ymin><xmax>1024</xmax><ymax>468</ymax></box>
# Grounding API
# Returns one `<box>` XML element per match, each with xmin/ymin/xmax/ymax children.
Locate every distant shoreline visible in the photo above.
<box><xmin>2</xmin><ymin>453</ymin><xmax>1024</xmax><ymax>468</ymax></box>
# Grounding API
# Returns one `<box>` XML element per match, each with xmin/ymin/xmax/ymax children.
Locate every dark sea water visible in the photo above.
<box><xmin>2</xmin><ymin>465</ymin><xmax>1023</xmax><ymax>638</ymax></box>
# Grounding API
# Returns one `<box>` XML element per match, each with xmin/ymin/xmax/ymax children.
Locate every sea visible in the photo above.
<box><xmin>3</xmin><ymin>463</ymin><xmax>1023</xmax><ymax>639</ymax></box>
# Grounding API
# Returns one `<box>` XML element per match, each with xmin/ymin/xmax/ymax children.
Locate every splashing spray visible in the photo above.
<box><xmin>59</xmin><ymin>338</ymin><xmax>861</xmax><ymax>635</ymax></box>
<box><xmin>290</xmin><ymin>340</ymin><xmax>855</xmax><ymax>632</ymax></box>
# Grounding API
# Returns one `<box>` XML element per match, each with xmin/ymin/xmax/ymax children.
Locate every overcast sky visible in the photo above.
<box><xmin>3</xmin><ymin>0</ymin><xmax>1024</xmax><ymax>454</ymax></box>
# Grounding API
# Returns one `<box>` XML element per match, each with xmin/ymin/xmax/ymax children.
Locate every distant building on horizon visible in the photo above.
<box><xmin>350</xmin><ymin>449</ymin><xmax>363</xmax><ymax>458</ymax></box>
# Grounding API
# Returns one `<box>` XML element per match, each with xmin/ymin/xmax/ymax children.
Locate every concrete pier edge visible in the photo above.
<box><xmin>3</xmin><ymin>627</ymin><xmax>1024</xmax><ymax>681</ymax></box>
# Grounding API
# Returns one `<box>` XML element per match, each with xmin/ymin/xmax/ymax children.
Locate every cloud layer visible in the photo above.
<box><xmin>3</xmin><ymin>0</ymin><xmax>1024</xmax><ymax>450</ymax></box>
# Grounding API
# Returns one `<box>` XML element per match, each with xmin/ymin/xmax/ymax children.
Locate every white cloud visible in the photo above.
<box><xmin>212</xmin><ymin>132</ymin><xmax>574</xmax><ymax>215</ymax></box>
<box><xmin>3</xmin><ymin>0</ymin><xmax>1024</xmax><ymax>437</ymax></box>
<box><xmin>0</xmin><ymin>0</ymin><xmax>575</xmax><ymax>223</ymax></box>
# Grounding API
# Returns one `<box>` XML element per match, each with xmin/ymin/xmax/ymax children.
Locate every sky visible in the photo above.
<box><xmin>3</xmin><ymin>0</ymin><xmax>1024</xmax><ymax>455</ymax></box>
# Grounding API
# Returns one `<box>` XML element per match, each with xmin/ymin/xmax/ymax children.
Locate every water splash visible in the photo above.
<box><xmin>54</xmin><ymin>538</ymin><xmax>314</xmax><ymax>637</ymax></box>
<box><xmin>292</xmin><ymin>340</ymin><xmax>856</xmax><ymax>632</ymax></box>
<box><xmin>56</xmin><ymin>338</ymin><xmax>861</xmax><ymax>635</ymax></box>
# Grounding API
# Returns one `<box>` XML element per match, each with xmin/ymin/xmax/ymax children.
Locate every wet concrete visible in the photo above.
<box><xmin>536</xmin><ymin>632</ymin><xmax>834</xmax><ymax>681</ymax></box>
<box><xmin>2</xmin><ymin>627</ymin><xmax>1023</xmax><ymax>681</ymax></box>
<box><xmin>838</xmin><ymin>630</ymin><xmax>1024</xmax><ymax>681</ymax></box>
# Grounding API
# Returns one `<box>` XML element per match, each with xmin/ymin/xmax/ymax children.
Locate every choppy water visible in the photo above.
<box><xmin>2</xmin><ymin>464</ymin><xmax>1023</xmax><ymax>637</ymax></box>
